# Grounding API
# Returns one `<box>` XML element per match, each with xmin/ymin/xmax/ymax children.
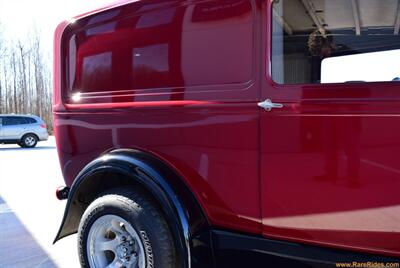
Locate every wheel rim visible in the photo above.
<box><xmin>24</xmin><ymin>136</ymin><xmax>36</xmax><ymax>147</ymax></box>
<box><xmin>87</xmin><ymin>215</ymin><xmax>146</xmax><ymax>268</ymax></box>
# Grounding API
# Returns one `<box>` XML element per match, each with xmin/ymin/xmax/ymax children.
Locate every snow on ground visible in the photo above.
<box><xmin>0</xmin><ymin>136</ymin><xmax>79</xmax><ymax>268</ymax></box>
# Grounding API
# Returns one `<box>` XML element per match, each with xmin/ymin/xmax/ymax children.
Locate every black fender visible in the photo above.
<box><xmin>54</xmin><ymin>149</ymin><xmax>210</xmax><ymax>268</ymax></box>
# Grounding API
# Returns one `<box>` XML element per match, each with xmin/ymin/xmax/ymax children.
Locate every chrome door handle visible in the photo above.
<box><xmin>257</xmin><ymin>99</ymin><xmax>283</xmax><ymax>111</ymax></box>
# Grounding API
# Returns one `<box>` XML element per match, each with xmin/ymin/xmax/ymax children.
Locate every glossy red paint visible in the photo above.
<box><xmin>54</xmin><ymin>0</ymin><xmax>261</xmax><ymax>235</ymax></box>
<box><xmin>261</xmin><ymin>0</ymin><xmax>400</xmax><ymax>258</ymax></box>
<box><xmin>53</xmin><ymin>0</ymin><xmax>400</xmax><ymax>258</ymax></box>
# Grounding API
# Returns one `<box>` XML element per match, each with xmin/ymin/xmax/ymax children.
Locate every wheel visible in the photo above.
<box><xmin>78</xmin><ymin>188</ymin><xmax>178</xmax><ymax>268</ymax></box>
<box><xmin>21</xmin><ymin>134</ymin><xmax>37</xmax><ymax>148</ymax></box>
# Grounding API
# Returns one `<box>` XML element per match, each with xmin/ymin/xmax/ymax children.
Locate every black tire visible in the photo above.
<box><xmin>17</xmin><ymin>142</ymin><xmax>25</xmax><ymax>148</ymax></box>
<box><xmin>78</xmin><ymin>188</ymin><xmax>178</xmax><ymax>268</ymax></box>
<box><xmin>21</xmin><ymin>134</ymin><xmax>38</xmax><ymax>148</ymax></box>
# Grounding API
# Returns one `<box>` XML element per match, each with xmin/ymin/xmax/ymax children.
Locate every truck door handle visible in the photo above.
<box><xmin>258</xmin><ymin>99</ymin><xmax>283</xmax><ymax>111</ymax></box>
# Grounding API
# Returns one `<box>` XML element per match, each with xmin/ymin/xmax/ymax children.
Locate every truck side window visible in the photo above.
<box><xmin>271</xmin><ymin>0</ymin><xmax>400</xmax><ymax>84</ymax></box>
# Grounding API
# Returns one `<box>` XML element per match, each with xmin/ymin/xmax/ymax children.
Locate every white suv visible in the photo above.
<box><xmin>0</xmin><ymin>115</ymin><xmax>49</xmax><ymax>148</ymax></box>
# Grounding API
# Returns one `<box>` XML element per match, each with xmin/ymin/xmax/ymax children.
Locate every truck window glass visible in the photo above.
<box><xmin>271</xmin><ymin>0</ymin><xmax>400</xmax><ymax>84</ymax></box>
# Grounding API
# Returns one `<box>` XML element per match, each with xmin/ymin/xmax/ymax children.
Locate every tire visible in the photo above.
<box><xmin>17</xmin><ymin>142</ymin><xmax>25</xmax><ymax>148</ymax></box>
<box><xmin>21</xmin><ymin>134</ymin><xmax>37</xmax><ymax>148</ymax></box>
<box><xmin>78</xmin><ymin>188</ymin><xmax>178</xmax><ymax>268</ymax></box>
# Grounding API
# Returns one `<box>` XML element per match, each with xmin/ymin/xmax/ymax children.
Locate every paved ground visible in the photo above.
<box><xmin>0</xmin><ymin>137</ymin><xmax>80</xmax><ymax>268</ymax></box>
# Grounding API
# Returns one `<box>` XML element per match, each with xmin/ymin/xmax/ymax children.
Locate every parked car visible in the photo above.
<box><xmin>0</xmin><ymin>114</ymin><xmax>48</xmax><ymax>148</ymax></box>
<box><xmin>53</xmin><ymin>0</ymin><xmax>400</xmax><ymax>267</ymax></box>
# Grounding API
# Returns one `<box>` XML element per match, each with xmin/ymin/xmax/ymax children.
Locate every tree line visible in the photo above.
<box><xmin>0</xmin><ymin>24</ymin><xmax>53</xmax><ymax>131</ymax></box>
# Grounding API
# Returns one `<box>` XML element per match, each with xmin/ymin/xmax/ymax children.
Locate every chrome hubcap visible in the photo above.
<box><xmin>87</xmin><ymin>215</ymin><xmax>145</xmax><ymax>268</ymax></box>
<box><xmin>24</xmin><ymin>136</ymin><xmax>35</xmax><ymax>146</ymax></box>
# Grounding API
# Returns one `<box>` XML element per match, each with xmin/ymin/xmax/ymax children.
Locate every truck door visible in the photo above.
<box><xmin>261</xmin><ymin>0</ymin><xmax>400</xmax><ymax>256</ymax></box>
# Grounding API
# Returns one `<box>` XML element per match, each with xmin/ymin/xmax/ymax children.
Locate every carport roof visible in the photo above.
<box><xmin>273</xmin><ymin>0</ymin><xmax>400</xmax><ymax>35</ymax></box>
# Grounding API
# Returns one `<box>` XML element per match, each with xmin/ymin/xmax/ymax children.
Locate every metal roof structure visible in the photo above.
<box><xmin>274</xmin><ymin>0</ymin><xmax>400</xmax><ymax>35</ymax></box>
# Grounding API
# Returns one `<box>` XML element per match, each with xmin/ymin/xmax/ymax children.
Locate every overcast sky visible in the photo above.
<box><xmin>0</xmin><ymin>0</ymin><xmax>116</xmax><ymax>55</ymax></box>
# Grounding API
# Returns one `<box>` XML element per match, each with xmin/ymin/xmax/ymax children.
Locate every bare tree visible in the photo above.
<box><xmin>10</xmin><ymin>46</ymin><xmax>18</xmax><ymax>114</ymax></box>
<box><xmin>17</xmin><ymin>40</ymin><xmax>29</xmax><ymax>114</ymax></box>
<box><xmin>0</xmin><ymin>22</ymin><xmax>4</xmax><ymax>114</ymax></box>
<box><xmin>0</xmin><ymin>24</ymin><xmax>53</xmax><ymax>131</ymax></box>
